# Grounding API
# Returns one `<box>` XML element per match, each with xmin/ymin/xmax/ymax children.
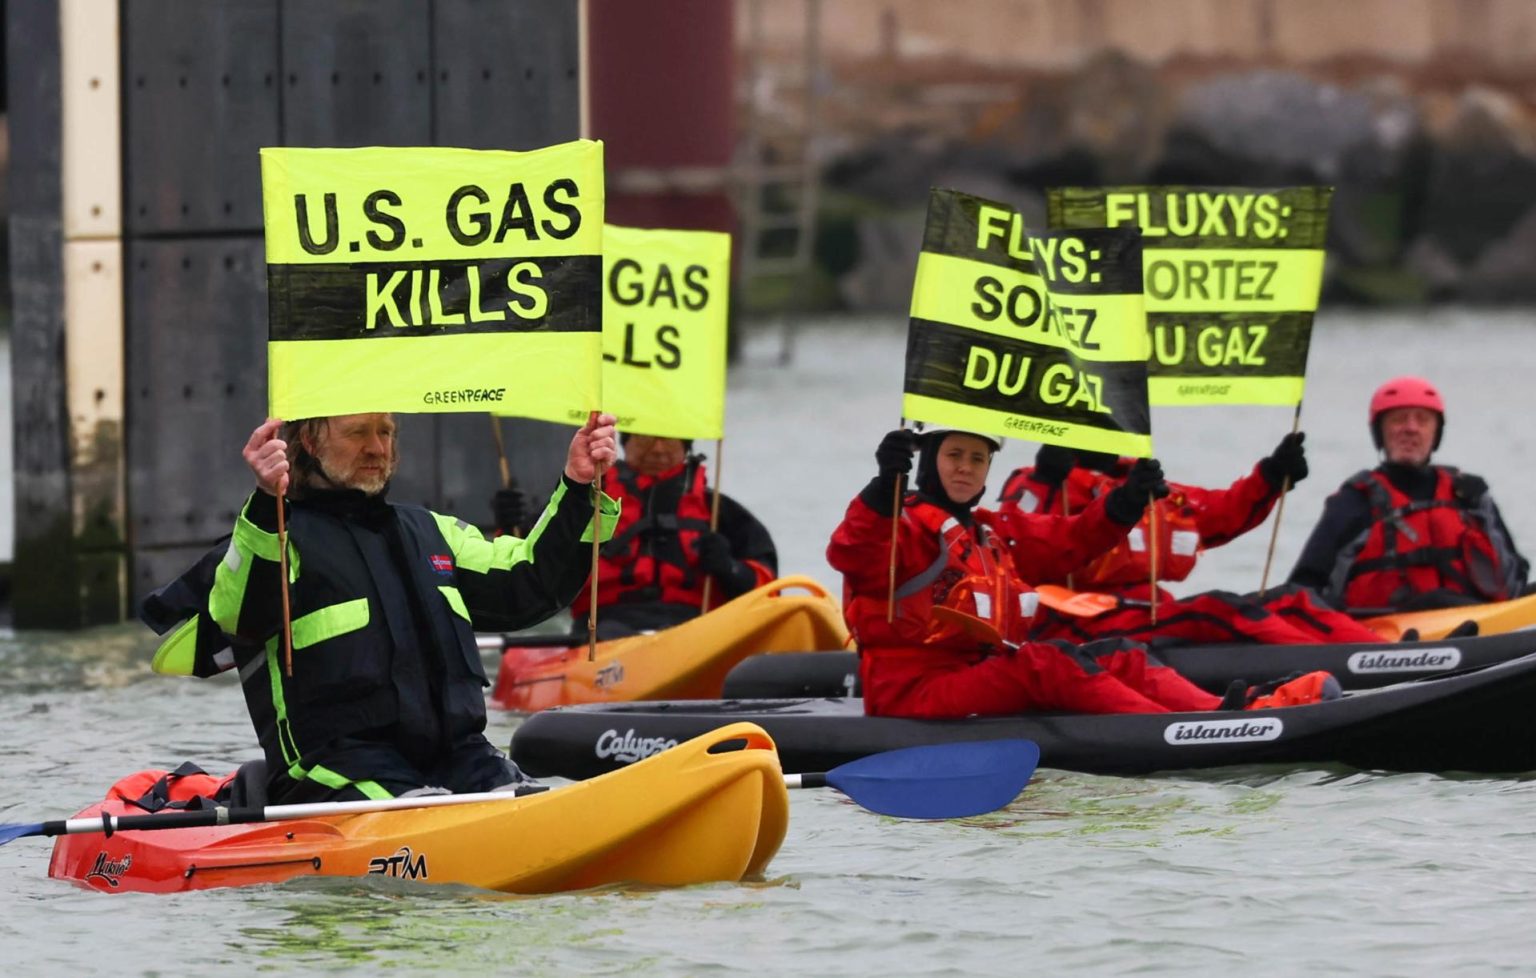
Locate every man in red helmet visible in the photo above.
<box><xmin>1288</xmin><ymin>376</ymin><xmax>1529</xmax><ymax>612</ymax></box>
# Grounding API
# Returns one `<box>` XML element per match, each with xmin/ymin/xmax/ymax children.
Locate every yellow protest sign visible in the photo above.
<box><xmin>903</xmin><ymin>189</ymin><xmax>1152</xmax><ymax>457</ymax></box>
<box><xmin>508</xmin><ymin>224</ymin><xmax>730</xmax><ymax>437</ymax></box>
<box><xmin>260</xmin><ymin>141</ymin><xmax>604</xmax><ymax>420</ymax></box>
<box><xmin>1049</xmin><ymin>186</ymin><xmax>1333</xmax><ymax>406</ymax></box>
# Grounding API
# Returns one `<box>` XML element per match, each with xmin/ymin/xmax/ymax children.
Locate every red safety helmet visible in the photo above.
<box><xmin>1369</xmin><ymin>376</ymin><xmax>1444</xmax><ymax>451</ymax></box>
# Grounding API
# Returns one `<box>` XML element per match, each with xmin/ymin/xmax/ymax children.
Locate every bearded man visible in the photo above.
<box><xmin>151</xmin><ymin>412</ymin><xmax>617</xmax><ymax>805</ymax></box>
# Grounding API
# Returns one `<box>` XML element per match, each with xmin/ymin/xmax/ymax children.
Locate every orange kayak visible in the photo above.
<box><xmin>491</xmin><ymin>576</ymin><xmax>850</xmax><ymax>711</ymax></box>
<box><xmin>48</xmin><ymin>723</ymin><xmax>789</xmax><ymax>895</ymax></box>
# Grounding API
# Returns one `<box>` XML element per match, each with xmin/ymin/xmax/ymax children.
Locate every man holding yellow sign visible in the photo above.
<box><xmin>141</xmin><ymin>143</ymin><xmax>620</xmax><ymax>805</ymax></box>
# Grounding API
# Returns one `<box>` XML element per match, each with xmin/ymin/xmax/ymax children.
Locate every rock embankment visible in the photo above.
<box><xmin>809</xmin><ymin>53</ymin><xmax>1536</xmax><ymax>310</ymax></box>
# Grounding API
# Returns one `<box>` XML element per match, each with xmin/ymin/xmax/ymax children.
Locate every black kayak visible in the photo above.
<box><xmin>510</xmin><ymin>649</ymin><xmax>1536</xmax><ymax>778</ymax></box>
<box><xmin>720</xmin><ymin>629</ymin><xmax>1536</xmax><ymax>699</ymax></box>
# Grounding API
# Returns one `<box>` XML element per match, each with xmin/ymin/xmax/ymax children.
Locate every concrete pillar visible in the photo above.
<box><xmin>7</xmin><ymin>0</ymin><xmax>127</xmax><ymax>627</ymax></box>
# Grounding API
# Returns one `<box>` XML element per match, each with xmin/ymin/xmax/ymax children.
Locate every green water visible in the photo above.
<box><xmin>6</xmin><ymin>310</ymin><xmax>1536</xmax><ymax>975</ymax></box>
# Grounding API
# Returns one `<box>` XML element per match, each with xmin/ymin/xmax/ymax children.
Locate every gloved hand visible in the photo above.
<box><xmin>695</xmin><ymin>530</ymin><xmax>736</xmax><ymax>577</ymax></box>
<box><xmin>1454</xmin><ymin>473</ymin><xmax>1488</xmax><ymax>505</ymax></box>
<box><xmin>1032</xmin><ymin>444</ymin><xmax>1077</xmax><ymax>487</ymax></box>
<box><xmin>1259</xmin><ymin>431</ymin><xmax>1308</xmax><ymax>489</ymax></box>
<box><xmin>695</xmin><ymin>531</ymin><xmax>757</xmax><ymax>597</ymax></box>
<box><xmin>492</xmin><ymin>487</ymin><xmax>528</xmax><ymax>535</ymax></box>
<box><xmin>1104</xmin><ymin>458</ymin><xmax>1170</xmax><ymax>525</ymax></box>
<box><xmin>861</xmin><ymin>428</ymin><xmax>920</xmax><ymax>517</ymax></box>
<box><xmin>875</xmin><ymin>428</ymin><xmax>919</xmax><ymax>478</ymax></box>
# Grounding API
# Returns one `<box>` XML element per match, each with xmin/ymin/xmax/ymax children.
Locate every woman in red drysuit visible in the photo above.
<box><xmin>827</xmin><ymin>428</ymin><xmax>1337</xmax><ymax>719</ymax></box>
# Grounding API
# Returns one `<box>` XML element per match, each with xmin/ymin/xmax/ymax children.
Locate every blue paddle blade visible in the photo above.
<box><xmin>0</xmin><ymin>823</ymin><xmax>45</xmax><ymax>847</ymax></box>
<box><xmin>825</xmin><ymin>739</ymin><xmax>1041</xmax><ymax>819</ymax></box>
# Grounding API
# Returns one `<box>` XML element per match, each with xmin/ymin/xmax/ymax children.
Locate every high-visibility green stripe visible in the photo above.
<box><xmin>300</xmin><ymin>764</ymin><xmax>393</xmax><ymax>800</ymax></box>
<box><xmin>150</xmin><ymin>618</ymin><xmax>199</xmax><ymax>676</ymax></box>
<box><xmin>584</xmin><ymin>491</ymin><xmax>620</xmax><ymax>544</ymax></box>
<box><xmin>233</xmin><ymin>501</ymin><xmax>285</xmax><ymax>562</ymax></box>
<box><xmin>265</xmin><ymin>638</ymin><xmax>298</xmax><ymax>767</ymax></box>
<box><xmin>438</xmin><ymin>586</ymin><xmax>469</xmax><ymax>621</ymax></box>
<box><xmin>291</xmin><ymin>598</ymin><xmax>370</xmax><ymax>649</ymax></box>
<box><xmin>439</xmin><ymin>481</ymin><xmax>618</xmax><ymax>575</ymax></box>
<box><xmin>210</xmin><ymin>541</ymin><xmax>255</xmax><ymax>636</ymax></box>
<box><xmin>211</xmin><ymin>500</ymin><xmax>300</xmax><ymax>634</ymax></box>
<box><xmin>256</xmin><ymin>601</ymin><xmax>371</xmax><ymax>769</ymax></box>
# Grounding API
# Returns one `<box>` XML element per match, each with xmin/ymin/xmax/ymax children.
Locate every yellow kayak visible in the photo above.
<box><xmin>1359</xmin><ymin>591</ymin><xmax>1536</xmax><ymax>640</ymax></box>
<box><xmin>491</xmin><ymin>576</ymin><xmax>851</xmax><ymax>711</ymax></box>
<box><xmin>1036</xmin><ymin>583</ymin><xmax>1536</xmax><ymax>642</ymax></box>
<box><xmin>48</xmin><ymin>723</ymin><xmax>789</xmax><ymax>895</ymax></box>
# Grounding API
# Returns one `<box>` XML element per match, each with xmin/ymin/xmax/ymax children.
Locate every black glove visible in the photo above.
<box><xmin>695</xmin><ymin>531</ymin><xmax>757</xmax><ymax>597</ymax></box>
<box><xmin>1105</xmin><ymin>458</ymin><xmax>1170</xmax><ymax>525</ymax></box>
<box><xmin>875</xmin><ymin>428</ymin><xmax>919</xmax><ymax>478</ymax></box>
<box><xmin>1259</xmin><ymin>431</ymin><xmax>1308</xmax><ymax>489</ymax></box>
<box><xmin>492</xmin><ymin>487</ymin><xmax>528</xmax><ymax>535</ymax></box>
<box><xmin>1454</xmin><ymin>473</ymin><xmax>1489</xmax><ymax>505</ymax></box>
<box><xmin>1032</xmin><ymin>444</ymin><xmax>1077</xmax><ymax>487</ymax></box>
<box><xmin>696</xmin><ymin>530</ymin><xmax>736</xmax><ymax>577</ymax></box>
<box><xmin>862</xmin><ymin>428</ymin><xmax>920</xmax><ymax>516</ymax></box>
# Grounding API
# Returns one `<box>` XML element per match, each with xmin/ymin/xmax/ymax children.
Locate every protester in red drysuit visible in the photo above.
<box><xmin>998</xmin><ymin>436</ymin><xmax>1390</xmax><ymax>646</ymax></box>
<box><xmin>495</xmin><ymin>433</ymin><xmax>777</xmax><ymax>638</ymax></box>
<box><xmin>827</xmin><ymin>428</ymin><xmax>1339</xmax><ymax>719</ymax></box>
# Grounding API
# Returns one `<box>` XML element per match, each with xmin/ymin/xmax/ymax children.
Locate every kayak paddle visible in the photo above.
<box><xmin>786</xmin><ymin>739</ymin><xmax>1040</xmax><ymax>819</ymax></box>
<box><xmin>0</xmin><ymin>784</ymin><xmax>552</xmax><ymax>848</ymax></box>
<box><xmin>475</xmin><ymin>632</ymin><xmax>591</xmax><ymax>653</ymax></box>
<box><xmin>0</xmin><ymin>739</ymin><xmax>1041</xmax><ymax>846</ymax></box>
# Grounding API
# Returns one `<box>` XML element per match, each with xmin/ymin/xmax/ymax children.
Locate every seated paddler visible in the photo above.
<box><xmin>492</xmin><ymin>430</ymin><xmax>777</xmax><ymax>638</ymax></box>
<box><xmin>142</xmin><ymin>411</ymin><xmax>619</xmax><ymax>805</ymax></box>
<box><xmin>1289</xmin><ymin>375</ymin><xmax>1530</xmax><ymax>613</ymax></box>
<box><xmin>997</xmin><ymin>439</ymin><xmax>1387</xmax><ymax>646</ymax></box>
<box><xmin>826</xmin><ymin>426</ymin><xmax>1341</xmax><ymax>719</ymax></box>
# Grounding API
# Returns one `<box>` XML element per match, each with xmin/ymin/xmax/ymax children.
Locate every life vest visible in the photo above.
<box><xmin>232</xmin><ymin>501</ymin><xmax>488</xmax><ymax>790</ymax></box>
<box><xmin>106</xmin><ymin>762</ymin><xmax>235</xmax><ymax>812</ymax></box>
<box><xmin>1003</xmin><ymin>465</ymin><xmax>1202</xmax><ymax>586</ymax></box>
<box><xmin>574</xmin><ymin>458</ymin><xmax>714</xmax><ymax>612</ymax></box>
<box><xmin>844</xmin><ymin>498</ymin><xmax>1040</xmax><ymax>652</ymax></box>
<box><xmin>1330</xmin><ymin>467</ymin><xmax>1521</xmax><ymax>608</ymax></box>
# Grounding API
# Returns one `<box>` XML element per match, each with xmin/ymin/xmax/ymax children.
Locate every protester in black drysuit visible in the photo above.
<box><xmin>146</xmin><ymin>411</ymin><xmax>618</xmax><ymax>805</ymax></box>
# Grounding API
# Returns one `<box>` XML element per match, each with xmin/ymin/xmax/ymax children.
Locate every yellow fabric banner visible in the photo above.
<box><xmin>1048</xmin><ymin>186</ymin><xmax>1333</xmax><ymax>407</ymax></box>
<box><xmin>506</xmin><ymin>224</ymin><xmax>730</xmax><ymax>437</ymax></box>
<box><xmin>902</xmin><ymin>189</ymin><xmax>1152</xmax><ymax>458</ymax></box>
<box><xmin>260</xmin><ymin>141</ymin><xmax>604</xmax><ymax>420</ymax></box>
